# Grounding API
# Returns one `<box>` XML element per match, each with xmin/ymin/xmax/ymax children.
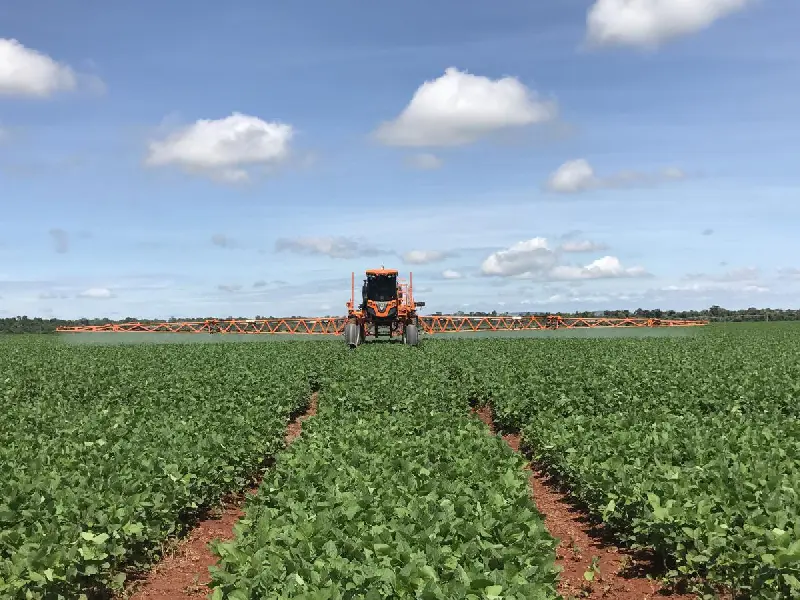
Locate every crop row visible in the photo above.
<box><xmin>209</xmin><ymin>344</ymin><xmax>561</xmax><ymax>599</ymax></box>
<box><xmin>0</xmin><ymin>339</ymin><xmax>319</xmax><ymax>599</ymax></box>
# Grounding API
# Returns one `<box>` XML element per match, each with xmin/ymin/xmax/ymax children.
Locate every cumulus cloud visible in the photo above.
<box><xmin>78</xmin><ymin>287</ymin><xmax>114</xmax><ymax>299</ymax></box>
<box><xmin>559</xmin><ymin>239</ymin><xmax>608</xmax><ymax>253</ymax></box>
<box><xmin>405</xmin><ymin>153</ymin><xmax>443</xmax><ymax>170</ymax></box>
<box><xmin>778</xmin><ymin>268</ymin><xmax>800</xmax><ymax>280</ymax></box>
<box><xmin>521</xmin><ymin>291</ymin><xmax>619</xmax><ymax>306</ymax></box>
<box><xmin>0</xmin><ymin>38</ymin><xmax>81</xmax><ymax>97</ymax></box>
<box><xmin>550</xmin><ymin>256</ymin><xmax>649</xmax><ymax>280</ymax></box>
<box><xmin>480</xmin><ymin>237</ymin><xmax>648</xmax><ymax>281</ymax></box>
<box><xmin>401</xmin><ymin>250</ymin><xmax>449</xmax><ymax>265</ymax></box>
<box><xmin>480</xmin><ymin>238</ymin><xmax>559</xmax><ymax>278</ymax></box>
<box><xmin>547</xmin><ymin>159</ymin><xmax>596</xmax><ymax>194</ymax></box>
<box><xmin>217</xmin><ymin>284</ymin><xmax>243</xmax><ymax>293</ymax></box>
<box><xmin>49</xmin><ymin>228</ymin><xmax>69</xmax><ymax>254</ymax></box>
<box><xmin>441</xmin><ymin>269</ymin><xmax>463</xmax><ymax>280</ymax></box>
<box><xmin>546</xmin><ymin>159</ymin><xmax>686</xmax><ymax>193</ymax></box>
<box><xmin>374</xmin><ymin>67</ymin><xmax>558</xmax><ymax>147</ymax></box>
<box><xmin>145</xmin><ymin>112</ymin><xmax>293</xmax><ymax>183</ymax></box>
<box><xmin>586</xmin><ymin>0</ymin><xmax>755</xmax><ymax>48</ymax></box>
<box><xmin>275</xmin><ymin>236</ymin><xmax>387</xmax><ymax>259</ymax></box>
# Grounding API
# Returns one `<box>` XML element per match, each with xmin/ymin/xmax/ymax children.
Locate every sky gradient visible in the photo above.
<box><xmin>1</xmin><ymin>0</ymin><xmax>798</xmax><ymax>319</ymax></box>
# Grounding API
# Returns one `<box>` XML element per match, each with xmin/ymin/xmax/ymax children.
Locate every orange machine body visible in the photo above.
<box><xmin>345</xmin><ymin>268</ymin><xmax>424</xmax><ymax>344</ymax></box>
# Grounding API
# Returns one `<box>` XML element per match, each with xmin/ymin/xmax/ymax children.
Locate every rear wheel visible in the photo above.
<box><xmin>404</xmin><ymin>323</ymin><xmax>419</xmax><ymax>346</ymax></box>
<box><xmin>344</xmin><ymin>322</ymin><xmax>361</xmax><ymax>348</ymax></box>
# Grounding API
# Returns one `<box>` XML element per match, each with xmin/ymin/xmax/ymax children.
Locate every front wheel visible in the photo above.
<box><xmin>403</xmin><ymin>323</ymin><xmax>419</xmax><ymax>346</ymax></box>
<box><xmin>344</xmin><ymin>322</ymin><xmax>361</xmax><ymax>348</ymax></box>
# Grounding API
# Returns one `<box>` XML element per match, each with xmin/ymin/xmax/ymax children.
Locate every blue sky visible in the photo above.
<box><xmin>1</xmin><ymin>0</ymin><xmax>798</xmax><ymax>319</ymax></box>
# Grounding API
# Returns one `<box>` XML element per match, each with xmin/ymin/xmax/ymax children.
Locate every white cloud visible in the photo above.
<box><xmin>480</xmin><ymin>237</ymin><xmax>648</xmax><ymax>281</ymax></box>
<box><xmin>480</xmin><ymin>238</ymin><xmax>559</xmax><ymax>278</ymax></box>
<box><xmin>522</xmin><ymin>292</ymin><xmax>617</xmax><ymax>306</ymax></box>
<box><xmin>547</xmin><ymin>159</ymin><xmax>596</xmax><ymax>193</ymax></box>
<box><xmin>217</xmin><ymin>284</ymin><xmax>243</xmax><ymax>293</ymax></box>
<box><xmin>442</xmin><ymin>269</ymin><xmax>463</xmax><ymax>280</ymax></box>
<box><xmin>402</xmin><ymin>250</ymin><xmax>448</xmax><ymax>265</ymax></box>
<box><xmin>405</xmin><ymin>153</ymin><xmax>443</xmax><ymax>170</ymax></box>
<box><xmin>145</xmin><ymin>112</ymin><xmax>293</xmax><ymax>182</ymax></box>
<box><xmin>550</xmin><ymin>256</ymin><xmax>649</xmax><ymax>280</ymax></box>
<box><xmin>778</xmin><ymin>268</ymin><xmax>800</xmax><ymax>280</ymax></box>
<box><xmin>374</xmin><ymin>67</ymin><xmax>558</xmax><ymax>147</ymax></box>
<box><xmin>546</xmin><ymin>158</ymin><xmax>686</xmax><ymax>193</ymax></box>
<box><xmin>0</xmin><ymin>38</ymin><xmax>81</xmax><ymax>97</ymax></box>
<box><xmin>559</xmin><ymin>239</ymin><xmax>608</xmax><ymax>253</ymax></box>
<box><xmin>78</xmin><ymin>287</ymin><xmax>113</xmax><ymax>299</ymax></box>
<box><xmin>275</xmin><ymin>236</ymin><xmax>387</xmax><ymax>259</ymax></box>
<box><xmin>586</xmin><ymin>0</ymin><xmax>755</xmax><ymax>48</ymax></box>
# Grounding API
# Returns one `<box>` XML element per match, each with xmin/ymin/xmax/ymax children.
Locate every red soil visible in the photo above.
<box><xmin>125</xmin><ymin>395</ymin><xmax>699</xmax><ymax>599</ymax></box>
<box><xmin>124</xmin><ymin>392</ymin><xmax>318</xmax><ymax>600</ymax></box>
<box><xmin>472</xmin><ymin>405</ymin><xmax>698</xmax><ymax>600</ymax></box>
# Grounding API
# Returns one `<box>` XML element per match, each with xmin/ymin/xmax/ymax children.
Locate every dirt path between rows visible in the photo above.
<box><xmin>123</xmin><ymin>392</ymin><xmax>318</xmax><ymax>600</ymax></box>
<box><xmin>472</xmin><ymin>405</ymin><xmax>698</xmax><ymax>600</ymax></box>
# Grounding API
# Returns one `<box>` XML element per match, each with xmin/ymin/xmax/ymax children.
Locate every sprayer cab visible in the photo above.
<box><xmin>361</xmin><ymin>269</ymin><xmax>399</xmax><ymax>322</ymax></box>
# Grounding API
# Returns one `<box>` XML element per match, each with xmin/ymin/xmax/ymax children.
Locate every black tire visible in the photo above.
<box><xmin>404</xmin><ymin>323</ymin><xmax>419</xmax><ymax>346</ymax></box>
<box><xmin>344</xmin><ymin>322</ymin><xmax>361</xmax><ymax>348</ymax></box>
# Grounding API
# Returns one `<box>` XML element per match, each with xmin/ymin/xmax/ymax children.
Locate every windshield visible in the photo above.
<box><xmin>366</xmin><ymin>275</ymin><xmax>397</xmax><ymax>302</ymax></box>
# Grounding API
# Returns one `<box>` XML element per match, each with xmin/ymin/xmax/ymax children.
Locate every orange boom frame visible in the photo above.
<box><xmin>56</xmin><ymin>268</ymin><xmax>708</xmax><ymax>341</ymax></box>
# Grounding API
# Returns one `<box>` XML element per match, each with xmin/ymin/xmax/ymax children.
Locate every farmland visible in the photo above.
<box><xmin>0</xmin><ymin>341</ymin><xmax>319</xmax><ymax>598</ymax></box>
<box><xmin>1</xmin><ymin>323</ymin><xmax>799</xmax><ymax>599</ymax></box>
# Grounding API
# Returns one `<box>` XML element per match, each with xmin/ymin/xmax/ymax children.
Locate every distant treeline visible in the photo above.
<box><xmin>0</xmin><ymin>306</ymin><xmax>797</xmax><ymax>334</ymax></box>
<box><xmin>449</xmin><ymin>306</ymin><xmax>800</xmax><ymax>322</ymax></box>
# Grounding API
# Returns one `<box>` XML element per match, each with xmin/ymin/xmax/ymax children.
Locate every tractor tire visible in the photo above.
<box><xmin>344</xmin><ymin>322</ymin><xmax>361</xmax><ymax>348</ymax></box>
<box><xmin>404</xmin><ymin>323</ymin><xmax>419</xmax><ymax>346</ymax></box>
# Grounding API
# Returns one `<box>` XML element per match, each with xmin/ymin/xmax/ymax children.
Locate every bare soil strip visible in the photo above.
<box><xmin>472</xmin><ymin>405</ymin><xmax>698</xmax><ymax>600</ymax></box>
<box><xmin>123</xmin><ymin>392</ymin><xmax>318</xmax><ymax>600</ymax></box>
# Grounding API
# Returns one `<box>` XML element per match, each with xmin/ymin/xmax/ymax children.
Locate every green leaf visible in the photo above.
<box><xmin>485</xmin><ymin>584</ymin><xmax>503</xmax><ymax>599</ymax></box>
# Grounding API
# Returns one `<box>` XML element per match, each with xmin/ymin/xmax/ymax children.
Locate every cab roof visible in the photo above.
<box><xmin>365</xmin><ymin>268</ymin><xmax>398</xmax><ymax>276</ymax></box>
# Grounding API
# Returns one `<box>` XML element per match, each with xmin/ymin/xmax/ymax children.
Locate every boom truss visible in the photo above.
<box><xmin>56</xmin><ymin>315</ymin><xmax>708</xmax><ymax>335</ymax></box>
